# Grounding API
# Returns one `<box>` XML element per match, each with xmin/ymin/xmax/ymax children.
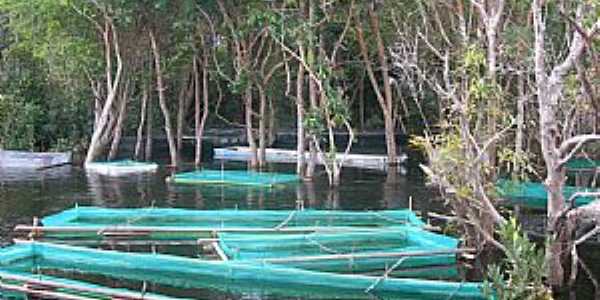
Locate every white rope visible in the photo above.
<box><xmin>275</xmin><ymin>210</ymin><xmax>297</xmax><ymax>230</ymax></box>
<box><xmin>365</xmin><ymin>257</ymin><xmax>408</xmax><ymax>293</ymax></box>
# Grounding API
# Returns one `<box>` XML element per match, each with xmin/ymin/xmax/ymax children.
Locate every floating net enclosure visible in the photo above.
<box><xmin>23</xmin><ymin>206</ymin><xmax>424</xmax><ymax>242</ymax></box>
<box><xmin>0</xmin><ymin>242</ymin><xmax>486</xmax><ymax>300</ymax></box>
<box><xmin>496</xmin><ymin>179</ymin><xmax>600</xmax><ymax>209</ymax></box>
<box><xmin>565</xmin><ymin>158</ymin><xmax>600</xmax><ymax>171</ymax></box>
<box><xmin>166</xmin><ymin>170</ymin><xmax>300</xmax><ymax>187</ymax></box>
<box><xmin>217</xmin><ymin>226</ymin><xmax>459</xmax><ymax>274</ymax></box>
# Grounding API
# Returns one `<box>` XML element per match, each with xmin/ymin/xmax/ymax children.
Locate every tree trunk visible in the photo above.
<box><xmin>244</xmin><ymin>86</ymin><xmax>258</xmax><ymax>169</ymax></box>
<box><xmin>194</xmin><ymin>53</ymin><xmax>210</xmax><ymax>166</ymax></box>
<box><xmin>134</xmin><ymin>83</ymin><xmax>149</xmax><ymax>160</ymax></box>
<box><xmin>85</xmin><ymin>19</ymin><xmax>123</xmax><ymax>164</ymax></box>
<box><xmin>194</xmin><ymin>56</ymin><xmax>201</xmax><ymax>166</ymax></box>
<box><xmin>145</xmin><ymin>80</ymin><xmax>154</xmax><ymax>161</ymax></box>
<box><xmin>258</xmin><ymin>85</ymin><xmax>267</xmax><ymax>167</ymax></box>
<box><xmin>149</xmin><ymin>29</ymin><xmax>178</xmax><ymax>167</ymax></box>
<box><xmin>515</xmin><ymin>75</ymin><xmax>526</xmax><ymax>176</ymax></box>
<box><xmin>296</xmin><ymin>60</ymin><xmax>306</xmax><ymax>176</ymax></box>
<box><xmin>305</xmin><ymin>0</ymin><xmax>318</xmax><ymax>180</ymax></box>
<box><xmin>177</xmin><ymin>72</ymin><xmax>193</xmax><ymax>157</ymax></box>
<box><xmin>108</xmin><ymin>80</ymin><xmax>130</xmax><ymax>160</ymax></box>
<box><xmin>268</xmin><ymin>97</ymin><xmax>276</xmax><ymax>146</ymax></box>
<box><xmin>367</xmin><ymin>6</ymin><xmax>397</xmax><ymax>165</ymax></box>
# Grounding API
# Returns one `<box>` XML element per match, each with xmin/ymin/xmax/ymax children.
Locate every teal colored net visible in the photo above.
<box><xmin>565</xmin><ymin>158</ymin><xmax>600</xmax><ymax>171</ymax></box>
<box><xmin>217</xmin><ymin>226</ymin><xmax>459</xmax><ymax>274</ymax></box>
<box><xmin>43</xmin><ymin>206</ymin><xmax>425</xmax><ymax>228</ymax></box>
<box><xmin>496</xmin><ymin>179</ymin><xmax>600</xmax><ymax>209</ymax></box>
<box><xmin>168</xmin><ymin>170</ymin><xmax>299</xmax><ymax>187</ymax></box>
<box><xmin>0</xmin><ymin>242</ymin><xmax>486</xmax><ymax>300</ymax></box>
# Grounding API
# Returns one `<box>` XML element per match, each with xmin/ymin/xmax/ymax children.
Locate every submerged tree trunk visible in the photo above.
<box><xmin>296</xmin><ymin>60</ymin><xmax>306</xmax><ymax>176</ymax></box>
<box><xmin>305</xmin><ymin>0</ymin><xmax>318</xmax><ymax>180</ymax></box>
<box><xmin>85</xmin><ymin>18</ymin><xmax>123</xmax><ymax>164</ymax></box>
<box><xmin>134</xmin><ymin>83</ymin><xmax>149</xmax><ymax>160</ymax></box>
<box><xmin>177</xmin><ymin>71</ymin><xmax>193</xmax><ymax>157</ymax></box>
<box><xmin>194</xmin><ymin>54</ymin><xmax>210</xmax><ymax>166</ymax></box>
<box><xmin>356</xmin><ymin>7</ymin><xmax>398</xmax><ymax>166</ymax></box>
<box><xmin>108</xmin><ymin>80</ymin><xmax>130</xmax><ymax>160</ymax></box>
<box><xmin>258</xmin><ymin>85</ymin><xmax>267</xmax><ymax>168</ymax></box>
<box><xmin>149</xmin><ymin>29</ymin><xmax>178</xmax><ymax>167</ymax></box>
<box><xmin>244</xmin><ymin>87</ymin><xmax>258</xmax><ymax>169</ymax></box>
<box><xmin>145</xmin><ymin>81</ymin><xmax>154</xmax><ymax>161</ymax></box>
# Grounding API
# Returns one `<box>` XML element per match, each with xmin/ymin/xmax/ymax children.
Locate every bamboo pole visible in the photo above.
<box><xmin>261</xmin><ymin>248</ymin><xmax>475</xmax><ymax>263</ymax></box>
<box><xmin>35</xmin><ymin>239</ymin><xmax>203</xmax><ymax>247</ymax></box>
<box><xmin>14</xmin><ymin>225</ymin><xmax>384</xmax><ymax>234</ymax></box>
<box><xmin>211</xmin><ymin>242</ymin><xmax>229</xmax><ymax>261</ymax></box>
<box><xmin>0</xmin><ymin>273</ymin><xmax>176</xmax><ymax>300</ymax></box>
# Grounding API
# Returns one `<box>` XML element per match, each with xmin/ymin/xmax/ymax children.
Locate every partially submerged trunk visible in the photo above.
<box><xmin>258</xmin><ymin>85</ymin><xmax>267</xmax><ymax>168</ymax></box>
<box><xmin>149</xmin><ymin>29</ymin><xmax>178</xmax><ymax>167</ymax></box>
<box><xmin>357</xmin><ymin>7</ymin><xmax>398</xmax><ymax>166</ymax></box>
<box><xmin>145</xmin><ymin>82</ymin><xmax>154</xmax><ymax>161</ymax></box>
<box><xmin>244</xmin><ymin>87</ymin><xmax>258</xmax><ymax>169</ymax></box>
<box><xmin>85</xmin><ymin>18</ymin><xmax>123</xmax><ymax>164</ymax></box>
<box><xmin>134</xmin><ymin>83</ymin><xmax>149</xmax><ymax>160</ymax></box>
<box><xmin>108</xmin><ymin>80</ymin><xmax>130</xmax><ymax>160</ymax></box>
<box><xmin>296</xmin><ymin>60</ymin><xmax>306</xmax><ymax>176</ymax></box>
<box><xmin>194</xmin><ymin>53</ymin><xmax>210</xmax><ymax>166</ymax></box>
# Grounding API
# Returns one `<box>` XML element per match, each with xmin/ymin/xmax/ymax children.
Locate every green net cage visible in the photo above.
<box><xmin>0</xmin><ymin>242</ymin><xmax>486</xmax><ymax>300</ymax></box>
<box><xmin>496</xmin><ymin>179</ymin><xmax>600</xmax><ymax>209</ymax></box>
<box><xmin>166</xmin><ymin>170</ymin><xmax>300</xmax><ymax>187</ymax></box>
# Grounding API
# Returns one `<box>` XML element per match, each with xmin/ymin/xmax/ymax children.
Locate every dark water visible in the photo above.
<box><xmin>0</xmin><ymin>161</ymin><xmax>443</xmax><ymax>299</ymax></box>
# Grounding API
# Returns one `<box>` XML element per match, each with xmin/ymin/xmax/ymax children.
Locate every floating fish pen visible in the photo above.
<box><xmin>496</xmin><ymin>179</ymin><xmax>600</xmax><ymax>209</ymax></box>
<box><xmin>15</xmin><ymin>206</ymin><xmax>425</xmax><ymax>241</ymax></box>
<box><xmin>213</xmin><ymin>147</ymin><xmax>407</xmax><ymax>171</ymax></box>
<box><xmin>84</xmin><ymin>160</ymin><xmax>159</xmax><ymax>176</ymax></box>
<box><xmin>216</xmin><ymin>227</ymin><xmax>461</xmax><ymax>275</ymax></box>
<box><xmin>565</xmin><ymin>158</ymin><xmax>600</xmax><ymax>171</ymax></box>
<box><xmin>0</xmin><ymin>241</ymin><xmax>486</xmax><ymax>300</ymax></box>
<box><xmin>166</xmin><ymin>170</ymin><xmax>299</xmax><ymax>187</ymax></box>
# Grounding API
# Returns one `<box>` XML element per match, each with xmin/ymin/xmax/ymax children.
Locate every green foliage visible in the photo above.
<box><xmin>303</xmin><ymin>108</ymin><xmax>325</xmax><ymax>137</ymax></box>
<box><xmin>483</xmin><ymin>218</ymin><xmax>551</xmax><ymax>300</ymax></box>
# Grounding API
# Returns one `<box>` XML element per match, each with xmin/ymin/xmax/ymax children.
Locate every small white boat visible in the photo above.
<box><xmin>0</xmin><ymin>150</ymin><xmax>71</xmax><ymax>168</ymax></box>
<box><xmin>214</xmin><ymin>147</ymin><xmax>407</xmax><ymax>171</ymax></box>
<box><xmin>85</xmin><ymin>160</ymin><xmax>158</xmax><ymax>176</ymax></box>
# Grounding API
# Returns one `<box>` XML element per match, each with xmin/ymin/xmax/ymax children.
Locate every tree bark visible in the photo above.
<box><xmin>145</xmin><ymin>79</ymin><xmax>154</xmax><ymax>161</ymax></box>
<box><xmin>258</xmin><ymin>85</ymin><xmax>267</xmax><ymax>167</ymax></box>
<box><xmin>194</xmin><ymin>53</ymin><xmax>210</xmax><ymax>166</ymax></box>
<box><xmin>108</xmin><ymin>80</ymin><xmax>130</xmax><ymax>160</ymax></box>
<box><xmin>149</xmin><ymin>29</ymin><xmax>178</xmax><ymax>167</ymax></box>
<box><xmin>134</xmin><ymin>82</ymin><xmax>149</xmax><ymax>160</ymax></box>
<box><xmin>85</xmin><ymin>18</ymin><xmax>123</xmax><ymax>164</ymax></box>
<box><xmin>296</xmin><ymin>60</ymin><xmax>306</xmax><ymax>176</ymax></box>
<box><xmin>533</xmin><ymin>0</ymin><xmax>592</xmax><ymax>287</ymax></box>
<box><xmin>356</xmin><ymin>7</ymin><xmax>398</xmax><ymax>167</ymax></box>
<box><xmin>244</xmin><ymin>86</ymin><xmax>258</xmax><ymax>169</ymax></box>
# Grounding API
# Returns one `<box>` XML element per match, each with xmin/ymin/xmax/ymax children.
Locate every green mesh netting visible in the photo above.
<box><xmin>565</xmin><ymin>158</ymin><xmax>600</xmax><ymax>171</ymax></box>
<box><xmin>0</xmin><ymin>270</ymin><xmax>180</xmax><ymax>300</ymax></box>
<box><xmin>0</xmin><ymin>242</ymin><xmax>486</xmax><ymax>300</ymax></box>
<box><xmin>496</xmin><ymin>179</ymin><xmax>600</xmax><ymax>209</ymax></box>
<box><xmin>42</xmin><ymin>206</ymin><xmax>424</xmax><ymax>228</ymax></box>
<box><xmin>167</xmin><ymin>170</ymin><xmax>299</xmax><ymax>187</ymax></box>
<box><xmin>217</xmin><ymin>226</ymin><xmax>458</xmax><ymax>274</ymax></box>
